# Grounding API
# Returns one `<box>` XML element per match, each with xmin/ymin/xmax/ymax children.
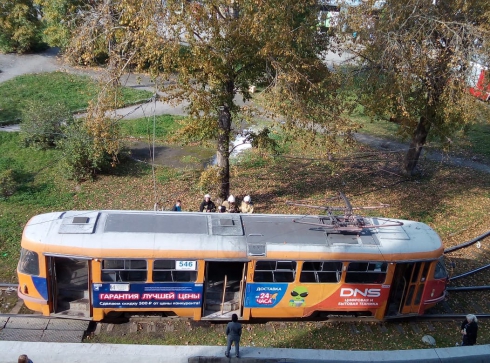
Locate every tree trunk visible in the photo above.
<box><xmin>217</xmin><ymin>105</ymin><xmax>231</xmax><ymax>201</ymax></box>
<box><xmin>403</xmin><ymin>116</ymin><xmax>431</xmax><ymax>175</ymax></box>
<box><xmin>216</xmin><ymin>80</ymin><xmax>235</xmax><ymax>200</ymax></box>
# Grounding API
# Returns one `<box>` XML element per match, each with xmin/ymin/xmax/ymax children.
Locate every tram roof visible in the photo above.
<box><xmin>21</xmin><ymin>210</ymin><xmax>444</xmax><ymax>261</ymax></box>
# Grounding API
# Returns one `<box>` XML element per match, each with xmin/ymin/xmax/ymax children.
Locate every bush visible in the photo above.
<box><xmin>57</xmin><ymin>119</ymin><xmax>111</xmax><ymax>181</ymax></box>
<box><xmin>0</xmin><ymin>169</ymin><xmax>16</xmax><ymax>198</ymax></box>
<box><xmin>20</xmin><ymin>100</ymin><xmax>71</xmax><ymax>149</ymax></box>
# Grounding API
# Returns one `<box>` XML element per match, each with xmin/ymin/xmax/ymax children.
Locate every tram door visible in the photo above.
<box><xmin>202</xmin><ymin>261</ymin><xmax>248</xmax><ymax>320</ymax></box>
<box><xmin>48</xmin><ymin>256</ymin><xmax>91</xmax><ymax>318</ymax></box>
<box><xmin>400</xmin><ymin>262</ymin><xmax>430</xmax><ymax>314</ymax></box>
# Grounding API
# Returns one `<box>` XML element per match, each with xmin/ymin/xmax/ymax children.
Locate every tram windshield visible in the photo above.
<box><xmin>434</xmin><ymin>258</ymin><xmax>448</xmax><ymax>279</ymax></box>
<box><xmin>18</xmin><ymin>248</ymin><xmax>39</xmax><ymax>276</ymax></box>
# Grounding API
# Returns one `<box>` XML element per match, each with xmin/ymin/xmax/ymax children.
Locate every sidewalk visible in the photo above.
<box><xmin>1</xmin><ymin>341</ymin><xmax>489</xmax><ymax>363</ymax></box>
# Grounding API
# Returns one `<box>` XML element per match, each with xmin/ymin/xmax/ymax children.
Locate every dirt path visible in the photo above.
<box><xmin>0</xmin><ymin>48</ymin><xmax>189</xmax><ymax>119</ymax></box>
<box><xmin>1</xmin><ymin>49</ymin><xmax>489</xmax><ymax>173</ymax></box>
<box><xmin>353</xmin><ymin>133</ymin><xmax>490</xmax><ymax>174</ymax></box>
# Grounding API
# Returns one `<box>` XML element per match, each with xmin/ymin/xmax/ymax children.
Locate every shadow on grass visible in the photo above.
<box><xmin>103</xmin><ymin>156</ymin><xmax>153</xmax><ymax>179</ymax></box>
<box><xmin>240</xmin><ymin>149</ymin><xmax>489</xmax><ymax>228</ymax></box>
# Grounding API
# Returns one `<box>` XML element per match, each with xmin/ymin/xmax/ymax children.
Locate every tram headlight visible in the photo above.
<box><xmin>23</xmin><ymin>284</ymin><xmax>29</xmax><ymax>294</ymax></box>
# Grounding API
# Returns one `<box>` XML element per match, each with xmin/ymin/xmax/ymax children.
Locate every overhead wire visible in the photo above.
<box><xmin>152</xmin><ymin>85</ymin><xmax>158</xmax><ymax>211</ymax></box>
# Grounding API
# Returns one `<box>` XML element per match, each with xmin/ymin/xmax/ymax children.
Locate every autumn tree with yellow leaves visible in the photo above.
<box><xmin>67</xmin><ymin>0</ymin><xmax>353</xmax><ymax>199</ymax></box>
<box><xmin>343</xmin><ymin>0</ymin><xmax>490</xmax><ymax>175</ymax></box>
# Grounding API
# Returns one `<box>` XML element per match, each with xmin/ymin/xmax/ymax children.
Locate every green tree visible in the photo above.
<box><xmin>71</xmin><ymin>0</ymin><xmax>352</xmax><ymax>199</ymax></box>
<box><xmin>344</xmin><ymin>0</ymin><xmax>490</xmax><ymax>175</ymax></box>
<box><xmin>34</xmin><ymin>0</ymin><xmax>85</xmax><ymax>50</ymax></box>
<box><xmin>0</xmin><ymin>0</ymin><xmax>43</xmax><ymax>53</ymax></box>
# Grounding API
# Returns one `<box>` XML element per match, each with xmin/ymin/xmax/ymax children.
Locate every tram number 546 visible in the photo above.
<box><xmin>176</xmin><ymin>261</ymin><xmax>197</xmax><ymax>270</ymax></box>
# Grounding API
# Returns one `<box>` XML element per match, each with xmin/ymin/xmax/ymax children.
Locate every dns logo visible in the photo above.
<box><xmin>340</xmin><ymin>288</ymin><xmax>381</xmax><ymax>298</ymax></box>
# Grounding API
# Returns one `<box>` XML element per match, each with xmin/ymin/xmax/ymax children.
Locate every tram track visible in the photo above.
<box><xmin>0</xmin><ymin>283</ymin><xmax>18</xmax><ymax>289</ymax></box>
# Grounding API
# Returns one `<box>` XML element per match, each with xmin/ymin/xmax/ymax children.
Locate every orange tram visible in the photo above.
<box><xmin>17</xmin><ymin>210</ymin><xmax>448</xmax><ymax>321</ymax></box>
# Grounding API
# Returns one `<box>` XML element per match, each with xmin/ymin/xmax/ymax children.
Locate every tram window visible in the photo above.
<box><xmin>301</xmin><ymin>272</ymin><xmax>316</xmax><ymax>282</ymax></box>
<box><xmin>303</xmin><ymin>262</ymin><xmax>321</xmax><ymax>271</ymax></box>
<box><xmin>18</xmin><ymin>248</ymin><xmax>39</xmax><ymax>276</ymax></box>
<box><xmin>120</xmin><ymin>271</ymin><xmax>146</xmax><ymax>282</ymax></box>
<box><xmin>103</xmin><ymin>260</ymin><xmax>124</xmax><ymax>269</ymax></box>
<box><xmin>421</xmin><ymin>263</ymin><xmax>430</xmax><ymax>282</ymax></box>
<box><xmin>254</xmin><ymin>260</ymin><xmax>296</xmax><ymax>282</ymax></box>
<box><xmin>255</xmin><ymin>261</ymin><xmax>276</xmax><ymax>270</ymax></box>
<box><xmin>405</xmin><ymin>285</ymin><xmax>415</xmax><ymax>306</ymax></box>
<box><xmin>411</xmin><ymin>263</ymin><xmax>421</xmax><ymax>283</ymax></box>
<box><xmin>173</xmin><ymin>271</ymin><xmax>196</xmax><ymax>282</ymax></box>
<box><xmin>153</xmin><ymin>271</ymin><xmax>173</xmax><ymax>281</ymax></box>
<box><xmin>253</xmin><ymin>271</ymin><xmax>274</xmax><ymax>282</ymax></box>
<box><xmin>317</xmin><ymin>272</ymin><xmax>339</xmax><ymax>283</ymax></box>
<box><xmin>128</xmin><ymin>260</ymin><xmax>147</xmax><ymax>269</ymax></box>
<box><xmin>277</xmin><ymin>261</ymin><xmax>295</xmax><ymax>270</ymax></box>
<box><xmin>154</xmin><ymin>260</ymin><xmax>175</xmax><ymax>269</ymax></box>
<box><xmin>345</xmin><ymin>262</ymin><xmax>387</xmax><ymax>284</ymax></box>
<box><xmin>152</xmin><ymin>259</ymin><xmax>197</xmax><ymax>282</ymax></box>
<box><xmin>101</xmin><ymin>259</ymin><xmax>148</xmax><ymax>282</ymax></box>
<box><xmin>274</xmin><ymin>271</ymin><xmax>294</xmax><ymax>282</ymax></box>
<box><xmin>300</xmin><ymin>261</ymin><xmax>342</xmax><ymax>283</ymax></box>
<box><xmin>434</xmin><ymin>261</ymin><xmax>448</xmax><ymax>279</ymax></box>
<box><xmin>414</xmin><ymin>284</ymin><xmax>424</xmax><ymax>305</ymax></box>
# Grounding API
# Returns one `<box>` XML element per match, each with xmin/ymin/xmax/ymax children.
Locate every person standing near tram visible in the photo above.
<box><xmin>461</xmin><ymin>314</ymin><xmax>478</xmax><ymax>346</ymax></box>
<box><xmin>225</xmin><ymin>313</ymin><xmax>242</xmax><ymax>358</ymax></box>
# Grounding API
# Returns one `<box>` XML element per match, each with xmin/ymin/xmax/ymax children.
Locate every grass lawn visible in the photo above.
<box><xmin>119</xmin><ymin>114</ymin><xmax>183</xmax><ymax>141</ymax></box>
<box><xmin>0</xmin><ymin>72</ymin><xmax>153</xmax><ymax>125</ymax></box>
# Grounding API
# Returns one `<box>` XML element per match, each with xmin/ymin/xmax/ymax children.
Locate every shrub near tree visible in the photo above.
<box><xmin>0</xmin><ymin>169</ymin><xmax>16</xmax><ymax>198</ymax></box>
<box><xmin>20</xmin><ymin>100</ymin><xmax>70</xmax><ymax>149</ymax></box>
<box><xmin>57</xmin><ymin>118</ymin><xmax>113</xmax><ymax>182</ymax></box>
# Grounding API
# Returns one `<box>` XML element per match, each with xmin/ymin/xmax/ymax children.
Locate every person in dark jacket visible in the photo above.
<box><xmin>225</xmin><ymin>313</ymin><xmax>242</xmax><ymax>358</ymax></box>
<box><xmin>18</xmin><ymin>355</ymin><xmax>33</xmax><ymax>363</ymax></box>
<box><xmin>199</xmin><ymin>194</ymin><xmax>216</xmax><ymax>212</ymax></box>
<box><xmin>171</xmin><ymin>200</ymin><xmax>182</xmax><ymax>211</ymax></box>
<box><xmin>461</xmin><ymin>314</ymin><xmax>478</xmax><ymax>346</ymax></box>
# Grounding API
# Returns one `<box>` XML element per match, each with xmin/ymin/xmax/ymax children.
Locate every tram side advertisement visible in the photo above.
<box><xmin>92</xmin><ymin>283</ymin><xmax>203</xmax><ymax>308</ymax></box>
<box><xmin>245</xmin><ymin>283</ymin><xmax>391</xmax><ymax>310</ymax></box>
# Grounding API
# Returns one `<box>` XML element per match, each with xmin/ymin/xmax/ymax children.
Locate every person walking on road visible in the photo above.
<box><xmin>461</xmin><ymin>314</ymin><xmax>478</xmax><ymax>346</ymax></box>
<box><xmin>225</xmin><ymin>313</ymin><xmax>242</xmax><ymax>358</ymax></box>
